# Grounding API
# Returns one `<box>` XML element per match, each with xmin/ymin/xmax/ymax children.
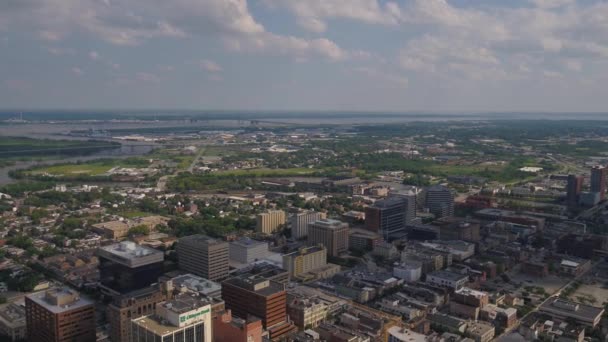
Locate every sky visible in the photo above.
<box><xmin>1</xmin><ymin>0</ymin><xmax>608</xmax><ymax>112</ymax></box>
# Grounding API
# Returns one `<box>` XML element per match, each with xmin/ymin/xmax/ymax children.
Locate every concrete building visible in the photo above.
<box><xmin>107</xmin><ymin>284</ymin><xmax>168</xmax><ymax>342</ymax></box>
<box><xmin>213</xmin><ymin>309</ymin><xmax>263</xmax><ymax>342</ymax></box>
<box><xmin>480</xmin><ymin>304</ymin><xmax>517</xmax><ymax>329</ymax></box>
<box><xmin>229</xmin><ymin>238</ymin><xmax>269</xmax><ymax>264</ymax></box>
<box><xmin>388</xmin><ymin>326</ymin><xmax>427</xmax><ymax>342</ymax></box>
<box><xmin>177</xmin><ymin>235</ymin><xmax>229</xmax><ymax>281</ymax></box>
<box><xmin>289</xmin><ymin>211</ymin><xmax>326</xmax><ymax>240</ymax></box>
<box><xmin>392</xmin><ymin>261</ymin><xmax>422</xmax><ymax>283</ymax></box>
<box><xmin>131</xmin><ymin>293</ymin><xmax>212</xmax><ymax>342</ymax></box>
<box><xmin>466</xmin><ymin>321</ymin><xmax>495</xmax><ymax>342</ymax></box>
<box><xmin>450</xmin><ymin>287</ymin><xmax>489</xmax><ymax>320</ymax></box>
<box><xmin>25</xmin><ymin>288</ymin><xmax>95</xmax><ymax>342</ymax></box>
<box><xmin>365</xmin><ymin>197</ymin><xmax>410</xmax><ymax>241</ymax></box>
<box><xmin>590</xmin><ymin>166</ymin><xmax>607</xmax><ymax>200</ymax></box>
<box><xmin>222</xmin><ymin>275</ymin><xmax>296</xmax><ymax>340</ymax></box>
<box><xmin>307</xmin><ymin>219</ymin><xmax>349</xmax><ymax>257</ymax></box>
<box><xmin>98</xmin><ymin>241</ymin><xmax>164</xmax><ymax>295</ymax></box>
<box><xmin>92</xmin><ymin>220</ymin><xmax>130</xmax><ymax>240</ymax></box>
<box><xmin>287</xmin><ymin>297</ymin><xmax>329</xmax><ymax>330</ymax></box>
<box><xmin>425</xmin><ymin>185</ymin><xmax>454</xmax><ymax>218</ymax></box>
<box><xmin>282</xmin><ymin>245</ymin><xmax>328</xmax><ymax>280</ymax></box>
<box><xmin>425</xmin><ymin>270</ymin><xmax>468</xmax><ymax>290</ymax></box>
<box><xmin>567</xmin><ymin>175</ymin><xmax>584</xmax><ymax>208</ymax></box>
<box><xmin>256</xmin><ymin>210</ymin><xmax>286</xmax><ymax>234</ymax></box>
<box><xmin>431</xmin><ymin>217</ymin><xmax>481</xmax><ymax>242</ymax></box>
<box><xmin>0</xmin><ymin>299</ymin><xmax>26</xmax><ymax>342</ymax></box>
<box><xmin>389</xmin><ymin>190</ymin><xmax>417</xmax><ymax>223</ymax></box>
<box><xmin>372</xmin><ymin>241</ymin><xmax>400</xmax><ymax>260</ymax></box>
<box><xmin>349</xmin><ymin>228</ymin><xmax>382</xmax><ymax>251</ymax></box>
<box><xmin>539</xmin><ymin>298</ymin><xmax>604</xmax><ymax>328</ymax></box>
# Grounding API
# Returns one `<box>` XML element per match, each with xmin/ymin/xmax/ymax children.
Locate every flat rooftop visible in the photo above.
<box><xmin>160</xmin><ymin>294</ymin><xmax>211</xmax><ymax>315</ymax></box>
<box><xmin>428</xmin><ymin>270</ymin><xmax>469</xmax><ymax>282</ymax></box>
<box><xmin>170</xmin><ymin>274</ymin><xmax>221</xmax><ymax>296</ymax></box>
<box><xmin>540</xmin><ymin>298</ymin><xmax>604</xmax><ymax>321</ymax></box>
<box><xmin>224</xmin><ymin>275</ymin><xmax>285</xmax><ymax>296</ymax></box>
<box><xmin>179</xmin><ymin>234</ymin><xmax>227</xmax><ymax>246</ymax></box>
<box><xmin>230</xmin><ymin>237</ymin><xmax>267</xmax><ymax>249</ymax></box>
<box><xmin>98</xmin><ymin>241</ymin><xmax>164</xmax><ymax>267</ymax></box>
<box><xmin>310</xmin><ymin>218</ymin><xmax>347</xmax><ymax>228</ymax></box>
<box><xmin>26</xmin><ymin>288</ymin><xmax>93</xmax><ymax>314</ymax></box>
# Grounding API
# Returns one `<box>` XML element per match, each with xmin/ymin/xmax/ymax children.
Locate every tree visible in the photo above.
<box><xmin>128</xmin><ymin>225</ymin><xmax>150</xmax><ymax>237</ymax></box>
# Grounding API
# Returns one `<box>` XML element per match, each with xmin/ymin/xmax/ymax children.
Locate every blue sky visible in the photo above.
<box><xmin>1</xmin><ymin>0</ymin><xmax>608</xmax><ymax>112</ymax></box>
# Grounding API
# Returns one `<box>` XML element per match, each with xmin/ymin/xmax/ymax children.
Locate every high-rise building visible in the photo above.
<box><xmin>425</xmin><ymin>185</ymin><xmax>454</xmax><ymax>218</ymax></box>
<box><xmin>229</xmin><ymin>238</ymin><xmax>269</xmax><ymax>264</ymax></box>
<box><xmin>567</xmin><ymin>175</ymin><xmax>584</xmax><ymax>208</ymax></box>
<box><xmin>177</xmin><ymin>235</ymin><xmax>229</xmax><ymax>281</ymax></box>
<box><xmin>282</xmin><ymin>245</ymin><xmax>327</xmax><ymax>280</ymax></box>
<box><xmin>307</xmin><ymin>219</ymin><xmax>349</xmax><ymax>257</ymax></box>
<box><xmin>390</xmin><ymin>190</ymin><xmax>417</xmax><ymax>223</ymax></box>
<box><xmin>222</xmin><ymin>275</ymin><xmax>296</xmax><ymax>340</ymax></box>
<box><xmin>107</xmin><ymin>284</ymin><xmax>168</xmax><ymax>342</ymax></box>
<box><xmin>365</xmin><ymin>196</ymin><xmax>411</xmax><ymax>241</ymax></box>
<box><xmin>131</xmin><ymin>293</ymin><xmax>212</xmax><ymax>342</ymax></box>
<box><xmin>25</xmin><ymin>288</ymin><xmax>95</xmax><ymax>342</ymax></box>
<box><xmin>98</xmin><ymin>241</ymin><xmax>164</xmax><ymax>295</ymax></box>
<box><xmin>212</xmin><ymin>309</ymin><xmax>263</xmax><ymax>342</ymax></box>
<box><xmin>256</xmin><ymin>210</ymin><xmax>286</xmax><ymax>234</ymax></box>
<box><xmin>591</xmin><ymin>166</ymin><xmax>607</xmax><ymax>200</ymax></box>
<box><xmin>288</xmin><ymin>210</ymin><xmax>326</xmax><ymax>240</ymax></box>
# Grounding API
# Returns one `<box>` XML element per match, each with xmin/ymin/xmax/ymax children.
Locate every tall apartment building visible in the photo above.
<box><xmin>307</xmin><ymin>219</ymin><xmax>349</xmax><ymax>257</ymax></box>
<box><xmin>256</xmin><ymin>210</ymin><xmax>286</xmax><ymax>234</ymax></box>
<box><xmin>222</xmin><ymin>275</ymin><xmax>296</xmax><ymax>340</ymax></box>
<box><xmin>365</xmin><ymin>197</ymin><xmax>410</xmax><ymax>241</ymax></box>
<box><xmin>213</xmin><ymin>309</ymin><xmax>263</xmax><ymax>342</ymax></box>
<box><xmin>229</xmin><ymin>238</ymin><xmax>269</xmax><ymax>264</ymax></box>
<box><xmin>107</xmin><ymin>284</ymin><xmax>168</xmax><ymax>342</ymax></box>
<box><xmin>591</xmin><ymin>166</ymin><xmax>607</xmax><ymax>200</ymax></box>
<box><xmin>288</xmin><ymin>210</ymin><xmax>326</xmax><ymax>240</ymax></box>
<box><xmin>567</xmin><ymin>174</ymin><xmax>584</xmax><ymax>207</ymax></box>
<box><xmin>177</xmin><ymin>235</ymin><xmax>229</xmax><ymax>281</ymax></box>
<box><xmin>282</xmin><ymin>245</ymin><xmax>327</xmax><ymax>279</ymax></box>
<box><xmin>425</xmin><ymin>185</ymin><xmax>454</xmax><ymax>218</ymax></box>
<box><xmin>98</xmin><ymin>241</ymin><xmax>164</xmax><ymax>295</ymax></box>
<box><xmin>25</xmin><ymin>288</ymin><xmax>95</xmax><ymax>342</ymax></box>
<box><xmin>131</xmin><ymin>293</ymin><xmax>212</xmax><ymax>342</ymax></box>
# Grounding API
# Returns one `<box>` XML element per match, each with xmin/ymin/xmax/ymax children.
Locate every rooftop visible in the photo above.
<box><xmin>170</xmin><ymin>274</ymin><xmax>221</xmax><ymax>296</ymax></box>
<box><xmin>179</xmin><ymin>234</ymin><xmax>227</xmax><ymax>246</ymax></box>
<box><xmin>540</xmin><ymin>298</ymin><xmax>604</xmax><ymax>321</ymax></box>
<box><xmin>428</xmin><ymin>270</ymin><xmax>469</xmax><ymax>282</ymax></box>
<box><xmin>230</xmin><ymin>237</ymin><xmax>267</xmax><ymax>249</ymax></box>
<box><xmin>310</xmin><ymin>218</ymin><xmax>348</xmax><ymax>229</ymax></box>
<box><xmin>98</xmin><ymin>241</ymin><xmax>163</xmax><ymax>261</ymax></box>
<box><xmin>26</xmin><ymin>288</ymin><xmax>93</xmax><ymax>314</ymax></box>
<box><xmin>159</xmin><ymin>294</ymin><xmax>211</xmax><ymax>315</ymax></box>
<box><xmin>223</xmin><ymin>275</ymin><xmax>285</xmax><ymax>296</ymax></box>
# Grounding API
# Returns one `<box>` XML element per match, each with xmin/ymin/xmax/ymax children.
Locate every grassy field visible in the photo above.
<box><xmin>214</xmin><ymin>167</ymin><xmax>318</xmax><ymax>177</ymax></box>
<box><xmin>28</xmin><ymin>163</ymin><xmax>114</xmax><ymax>177</ymax></box>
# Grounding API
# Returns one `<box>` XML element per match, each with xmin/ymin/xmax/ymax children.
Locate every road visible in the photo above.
<box><xmin>156</xmin><ymin>146</ymin><xmax>206</xmax><ymax>192</ymax></box>
<box><xmin>495</xmin><ymin>260</ymin><xmax>602</xmax><ymax>340</ymax></box>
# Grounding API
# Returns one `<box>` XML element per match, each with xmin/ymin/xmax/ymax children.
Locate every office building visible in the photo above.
<box><xmin>25</xmin><ymin>288</ymin><xmax>95</xmax><ymax>342</ymax></box>
<box><xmin>287</xmin><ymin>297</ymin><xmax>329</xmax><ymax>330</ymax></box>
<box><xmin>425</xmin><ymin>185</ymin><xmax>454</xmax><ymax>218</ymax></box>
<box><xmin>425</xmin><ymin>270</ymin><xmax>468</xmax><ymax>290</ymax></box>
<box><xmin>389</xmin><ymin>190</ymin><xmax>417</xmax><ymax>223</ymax></box>
<box><xmin>288</xmin><ymin>210</ymin><xmax>326</xmax><ymax>240</ymax></box>
<box><xmin>348</xmin><ymin>228</ymin><xmax>382</xmax><ymax>251</ymax></box>
<box><xmin>234</xmin><ymin>262</ymin><xmax>290</xmax><ymax>285</ymax></box>
<box><xmin>307</xmin><ymin>219</ymin><xmax>349</xmax><ymax>257</ymax></box>
<box><xmin>131</xmin><ymin>293</ymin><xmax>212</xmax><ymax>342</ymax></box>
<box><xmin>466</xmin><ymin>321</ymin><xmax>495</xmax><ymax>342</ymax></box>
<box><xmin>177</xmin><ymin>235</ymin><xmax>229</xmax><ymax>281</ymax></box>
<box><xmin>229</xmin><ymin>238</ymin><xmax>269</xmax><ymax>264</ymax></box>
<box><xmin>256</xmin><ymin>210</ymin><xmax>286</xmax><ymax>234</ymax></box>
<box><xmin>590</xmin><ymin>166</ymin><xmax>607</xmax><ymax>200</ymax></box>
<box><xmin>107</xmin><ymin>284</ymin><xmax>168</xmax><ymax>342</ymax></box>
<box><xmin>365</xmin><ymin>197</ymin><xmax>410</xmax><ymax>241</ymax></box>
<box><xmin>431</xmin><ymin>217</ymin><xmax>481</xmax><ymax>242</ymax></box>
<box><xmin>222</xmin><ymin>275</ymin><xmax>296</xmax><ymax>340</ymax></box>
<box><xmin>0</xmin><ymin>299</ymin><xmax>26</xmax><ymax>342</ymax></box>
<box><xmin>567</xmin><ymin>175</ymin><xmax>584</xmax><ymax>208</ymax></box>
<box><xmin>388</xmin><ymin>327</ymin><xmax>427</xmax><ymax>342</ymax></box>
<box><xmin>98</xmin><ymin>241</ymin><xmax>164</xmax><ymax>295</ymax></box>
<box><xmin>213</xmin><ymin>309</ymin><xmax>263</xmax><ymax>342</ymax></box>
<box><xmin>282</xmin><ymin>245</ymin><xmax>327</xmax><ymax>280</ymax></box>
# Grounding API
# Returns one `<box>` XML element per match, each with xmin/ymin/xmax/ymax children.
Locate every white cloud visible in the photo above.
<box><xmin>0</xmin><ymin>0</ymin><xmax>353</xmax><ymax>62</ymax></box>
<box><xmin>71</xmin><ymin>67</ymin><xmax>83</xmax><ymax>75</ymax></box>
<box><xmin>199</xmin><ymin>60</ymin><xmax>222</xmax><ymax>72</ymax></box>
<box><xmin>136</xmin><ymin>72</ymin><xmax>160</xmax><ymax>83</ymax></box>
<box><xmin>354</xmin><ymin>66</ymin><xmax>408</xmax><ymax>86</ymax></box>
<box><xmin>89</xmin><ymin>51</ymin><xmax>100</xmax><ymax>60</ymax></box>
